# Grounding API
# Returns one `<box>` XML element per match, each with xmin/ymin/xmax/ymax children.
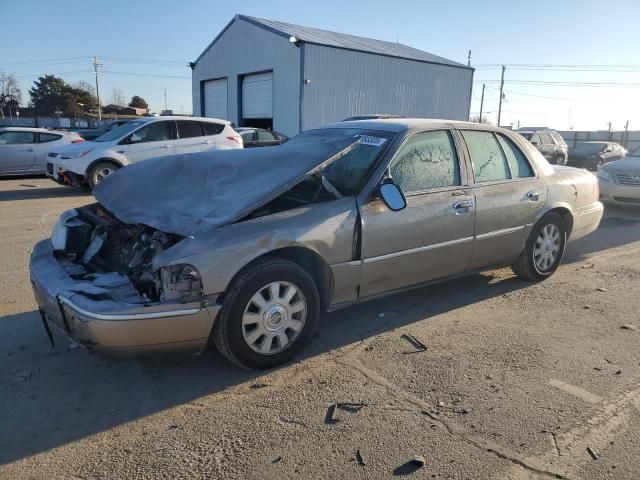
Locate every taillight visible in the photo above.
<box><xmin>71</xmin><ymin>139</ymin><xmax>84</xmax><ymax>144</ymax></box>
<box><xmin>227</xmin><ymin>136</ymin><xmax>241</xmax><ymax>144</ymax></box>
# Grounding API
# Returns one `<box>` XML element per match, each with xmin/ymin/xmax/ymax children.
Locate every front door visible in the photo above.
<box><xmin>359</xmin><ymin>130</ymin><xmax>476</xmax><ymax>298</ymax></box>
<box><xmin>124</xmin><ymin>120</ymin><xmax>177</xmax><ymax>163</ymax></box>
<box><xmin>0</xmin><ymin>130</ymin><xmax>36</xmax><ymax>174</ymax></box>
<box><xmin>458</xmin><ymin>130</ymin><xmax>547</xmax><ymax>270</ymax></box>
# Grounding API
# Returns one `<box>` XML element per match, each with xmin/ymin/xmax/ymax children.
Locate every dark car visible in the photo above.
<box><xmin>568</xmin><ymin>141</ymin><xmax>627</xmax><ymax>171</ymax></box>
<box><xmin>237</xmin><ymin>128</ymin><xmax>287</xmax><ymax>148</ymax></box>
<box><xmin>518</xmin><ymin>129</ymin><xmax>568</xmax><ymax>165</ymax></box>
<box><xmin>342</xmin><ymin>114</ymin><xmax>403</xmax><ymax>122</ymax></box>
<box><xmin>77</xmin><ymin>120</ymin><xmax>132</xmax><ymax>141</ymax></box>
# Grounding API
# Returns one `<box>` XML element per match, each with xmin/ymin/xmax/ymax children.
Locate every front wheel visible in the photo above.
<box><xmin>212</xmin><ymin>258</ymin><xmax>320</xmax><ymax>369</ymax></box>
<box><xmin>88</xmin><ymin>161</ymin><xmax>119</xmax><ymax>189</ymax></box>
<box><xmin>512</xmin><ymin>212</ymin><xmax>567</xmax><ymax>281</ymax></box>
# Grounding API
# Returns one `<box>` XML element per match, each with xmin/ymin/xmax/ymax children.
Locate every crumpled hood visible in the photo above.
<box><xmin>93</xmin><ymin>138</ymin><xmax>357</xmax><ymax>237</ymax></box>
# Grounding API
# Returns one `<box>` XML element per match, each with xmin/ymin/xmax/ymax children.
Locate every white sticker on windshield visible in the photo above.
<box><xmin>357</xmin><ymin>135</ymin><xmax>387</xmax><ymax>147</ymax></box>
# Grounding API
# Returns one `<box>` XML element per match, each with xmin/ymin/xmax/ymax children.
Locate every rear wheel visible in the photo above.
<box><xmin>512</xmin><ymin>212</ymin><xmax>566</xmax><ymax>281</ymax></box>
<box><xmin>88</xmin><ymin>161</ymin><xmax>119</xmax><ymax>189</ymax></box>
<box><xmin>212</xmin><ymin>258</ymin><xmax>320</xmax><ymax>369</ymax></box>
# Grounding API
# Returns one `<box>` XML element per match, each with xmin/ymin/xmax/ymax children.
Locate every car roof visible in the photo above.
<box><xmin>322</xmin><ymin>118</ymin><xmax>508</xmax><ymax>134</ymax></box>
<box><xmin>0</xmin><ymin>127</ymin><xmax>70</xmax><ymax>134</ymax></box>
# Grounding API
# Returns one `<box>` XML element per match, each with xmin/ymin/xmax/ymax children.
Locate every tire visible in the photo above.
<box><xmin>212</xmin><ymin>257</ymin><xmax>320</xmax><ymax>369</ymax></box>
<box><xmin>512</xmin><ymin>212</ymin><xmax>567</xmax><ymax>281</ymax></box>
<box><xmin>87</xmin><ymin>161</ymin><xmax>119</xmax><ymax>189</ymax></box>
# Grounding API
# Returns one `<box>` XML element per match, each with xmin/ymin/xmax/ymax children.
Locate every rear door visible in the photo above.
<box><xmin>538</xmin><ymin>132</ymin><xmax>555</xmax><ymax>162</ymax></box>
<box><xmin>0</xmin><ymin>130</ymin><xmax>37</xmax><ymax>173</ymax></box>
<box><xmin>359</xmin><ymin>129</ymin><xmax>475</xmax><ymax>297</ymax></box>
<box><xmin>201</xmin><ymin>121</ymin><xmax>227</xmax><ymax>148</ymax></box>
<box><xmin>35</xmin><ymin>132</ymin><xmax>64</xmax><ymax>172</ymax></box>
<box><xmin>123</xmin><ymin>120</ymin><xmax>177</xmax><ymax>163</ymax></box>
<box><xmin>459</xmin><ymin>130</ymin><xmax>547</xmax><ymax>270</ymax></box>
<box><xmin>175</xmin><ymin>120</ymin><xmax>207</xmax><ymax>155</ymax></box>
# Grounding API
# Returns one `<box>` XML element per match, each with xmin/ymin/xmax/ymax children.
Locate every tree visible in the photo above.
<box><xmin>128</xmin><ymin>95</ymin><xmax>148</xmax><ymax>110</ymax></box>
<box><xmin>111</xmin><ymin>87</ymin><xmax>125</xmax><ymax>106</ymax></box>
<box><xmin>29</xmin><ymin>75</ymin><xmax>98</xmax><ymax>116</ymax></box>
<box><xmin>0</xmin><ymin>72</ymin><xmax>22</xmax><ymax>118</ymax></box>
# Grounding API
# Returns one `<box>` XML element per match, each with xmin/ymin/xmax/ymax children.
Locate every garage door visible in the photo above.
<box><xmin>242</xmin><ymin>72</ymin><xmax>273</xmax><ymax>119</ymax></box>
<box><xmin>203</xmin><ymin>78</ymin><xmax>228</xmax><ymax>120</ymax></box>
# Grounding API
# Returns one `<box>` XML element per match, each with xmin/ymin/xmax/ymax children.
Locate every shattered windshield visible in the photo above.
<box><xmin>285</xmin><ymin>128</ymin><xmax>395</xmax><ymax>196</ymax></box>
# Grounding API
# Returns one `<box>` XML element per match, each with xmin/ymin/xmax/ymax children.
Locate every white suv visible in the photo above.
<box><xmin>47</xmin><ymin>116</ymin><xmax>242</xmax><ymax>188</ymax></box>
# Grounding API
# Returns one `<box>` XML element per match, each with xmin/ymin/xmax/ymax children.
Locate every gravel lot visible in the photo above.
<box><xmin>1</xmin><ymin>177</ymin><xmax>639</xmax><ymax>479</ymax></box>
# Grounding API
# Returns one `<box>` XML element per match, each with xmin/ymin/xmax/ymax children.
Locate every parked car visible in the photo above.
<box><xmin>518</xmin><ymin>129</ymin><xmax>568</xmax><ymax>165</ymax></box>
<box><xmin>76</xmin><ymin>120</ymin><xmax>132</xmax><ymax>141</ymax></box>
<box><xmin>567</xmin><ymin>141</ymin><xmax>626</xmax><ymax>171</ymax></box>
<box><xmin>0</xmin><ymin>127</ymin><xmax>84</xmax><ymax>176</ymax></box>
<box><xmin>342</xmin><ymin>114</ymin><xmax>403</xmax><ymax>121</ymax></box>
<box><xmin>46</xmin><ymin>116</ymin><xmax>243</xmax><ymax>188</ymax></box>
<box><xmin>236</xmin><ymin>127</ymin><xmax>288</xmax><ymax>147</ymax></box>
<box><xmin>597</xmin><ymin>146</ymin><xmax>640</xmax><ymax>206</ymax></box>
<box><xmin>30</xmin><ymin>119</ymin><xmax>603</xmax><ymax>369</ymax></box>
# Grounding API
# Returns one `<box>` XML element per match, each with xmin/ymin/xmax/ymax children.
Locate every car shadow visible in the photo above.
<box><xmin>0</xmin><ymin>271</ymin><xmax>529</xmax><ymax>465</ymax></box>
<box><xmin>0</xmin><ymin>186</ymin><xmax>90</xmax><ymax>202</ymax></box>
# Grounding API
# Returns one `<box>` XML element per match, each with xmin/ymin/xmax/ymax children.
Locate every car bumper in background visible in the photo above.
<box><xmin>29</xmin><ymin>240</ymin><xmax>219</xmax><ymax>356</ymax></box>
<box><xmin>599</xmin><ymin>181</ymin><xmax>640</xmax><ymax>206</ymax></box>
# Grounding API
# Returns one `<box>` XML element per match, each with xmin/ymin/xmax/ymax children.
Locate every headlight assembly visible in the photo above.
<box><xmin>61</xmin><ymin>149</ymin><xmax>93</xmax><ymax>160</ymax></box>
<box><xmin>597</xmin><ymin>169</ymin><xmax>612</xmax><ymax>182</ymax></box>
<box><xmin>159</xmin><ymin>264</ymin><xmax>203</xmax><ymax>302</ymax></box>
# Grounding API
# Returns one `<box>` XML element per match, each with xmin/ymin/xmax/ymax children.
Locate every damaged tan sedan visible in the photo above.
<box><xmin>30</xmin><ymin>119</ymin><xmax>603</xmax><ymax>369</ymax></box>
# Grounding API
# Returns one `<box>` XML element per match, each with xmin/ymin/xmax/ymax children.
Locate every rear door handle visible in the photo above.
<box><xmin>26</xmin><ymin>148</ymin><xmax>36</xmax><ymax>152</ymax></box>
<box><xmin>161</xmin><ymin>144</ymin><xmax>172</xmax><ymax>149</ymax></box>
<box><xmin>527</xmin><ymin>190</ymin><xmax>541</xmax><ymax>202</ymax></box>
<box><xmin>201</xmin><ymin>140</ymin><xmax>212</xmax><ymax>145</ymax></box>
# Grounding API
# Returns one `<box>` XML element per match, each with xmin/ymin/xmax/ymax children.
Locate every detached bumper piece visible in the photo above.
<box><xmin>30</xmin><ymin>240</ymin><xmax>220</xmax><ymax>356</ymax></box>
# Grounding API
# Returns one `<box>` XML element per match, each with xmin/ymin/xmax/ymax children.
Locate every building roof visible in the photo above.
<box><xmin>194</xmin><ymin>14</ymin><xmax>469</xmax><ymax>69</ymax></box>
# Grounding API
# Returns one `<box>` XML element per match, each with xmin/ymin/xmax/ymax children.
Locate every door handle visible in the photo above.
<box><xmin>527</xmin><ymin>190</ymin><xmax>541</xmax><ymax>202</ymax></box>
<box><xmin>453</xmin><ymin>200</ymin><xmax>475</xmax><ymax>212</ymax></box>
<box><xmin>161</xmin><ymin>144</ymin><xmax>172</xmax><ymax>149</ymax></box>
<box><xmin>201</xmin><ymin>140</ymin><xmax>212</xmax><ymax>145</ymax></box>
<box><xmin>26</xmin><ymin>148</ymin><xmax>36</xmax><ymax>152</ymax></box>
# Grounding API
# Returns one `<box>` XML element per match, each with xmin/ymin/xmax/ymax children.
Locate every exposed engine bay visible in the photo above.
<box><xmin>53</xmin><ymin>203</ymin><xmax>189</xmax><ymax>302</ymax></box>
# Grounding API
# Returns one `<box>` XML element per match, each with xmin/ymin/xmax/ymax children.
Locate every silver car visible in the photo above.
<box><xmin>598</xmin><ymin>146</ymin><xmax>640</xmax><ymax>206</ymax></box>
<box><xmin>0</xmin><ymin>127</ymin><xmax>84</xmax><ymax>176</ymax></box>
<box><xmin>29</xmin><ymin>119</ymin><xmax>603</xmax><ymax>369</ymax></box>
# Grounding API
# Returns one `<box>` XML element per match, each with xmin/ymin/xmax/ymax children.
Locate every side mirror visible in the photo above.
<box><xmin>129</xmin><ymin>133</ymin><xmax>142</xmax><ymax>144</ymax></box>
<box><xmin>530</xmin><ymin>140</ymin><xmax>539</xmax><ymax>146</ymax></box>
<box><xmin>378</xmin><ymin>181</ymin><xmax>407</xmax><ymax>211</ymax></box>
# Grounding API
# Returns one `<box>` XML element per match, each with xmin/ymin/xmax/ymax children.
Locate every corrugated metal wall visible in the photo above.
<box><xmin>301</xmin><ymin>44</ymin><xmax>473</xmax><ymax>131</ymax></box>
<box><xmin>192</xmin><ymin>19</ymin><xmax>300</xmax><ymax>137</ymax></box>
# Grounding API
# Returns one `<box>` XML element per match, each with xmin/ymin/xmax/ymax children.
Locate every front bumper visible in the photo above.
<box><xmin>29</xmin><ymin>240</ymin><xmax>220</xmax><ymax>356</ymax></box>
<box><xmin>599</xmin><ymin>181</ymin><xmax>640</xmax><ymax>206</ymax></box>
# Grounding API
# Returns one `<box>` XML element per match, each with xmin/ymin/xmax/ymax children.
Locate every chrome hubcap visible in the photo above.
<box><xmin>94</xmin><ymin>167</ymin><xmax>114</xmax><ymax>184</ymax></box>
<box><xmin>533</xmin><ymin>224</ymin><xmax>561</xmax><ymax>272</ymax></box>
<box><xmin>242</xmin><ymin>281</ymin><xmax>306</xmax><ymax>355</ymax></box>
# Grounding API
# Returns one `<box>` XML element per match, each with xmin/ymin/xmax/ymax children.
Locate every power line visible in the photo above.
<box><xmin>102</xmin><ymin>70</ymin><xmax>191</xmax><ymax>79</ymax></box>
<box><xmin>473</xmin><ymin>80</ymin><xmax>640</xmax><ymax>87</ymax></box>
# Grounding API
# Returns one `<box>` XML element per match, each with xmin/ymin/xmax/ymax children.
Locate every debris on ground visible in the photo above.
<box><xmin>327</xmin><ymin>402</ymin><xmax>339</xmax><ymax>423</ymax></box>
<box><xmin>583</xmin><ymin>305</ymin><xmax>591</xmax><ymax>309</ymax></box>
<box><xmin>615</xmin><ymin>370</ymin><xmax>623</xmax><ymax>375</ymax></box>
<box><xmin>378</xmin><ymin>312</ymin><xmax>395</xmax><ymax>319</ymax></box>
<box><xmin>356</xmin><ymin>449</ymin><xmax>366</xmax><ymax>466</ymax></box>
<box><xmin>620</xmin><ymin>324</ymin><xmax>636</xmax><ymax>331</ymax></box>
<box><xmin>272</xmin><ymin>456</ymin><xmax>282</xmax><ymax>464</ymax></box>
<box><xmin>19</xmin><ymin>184</ymin><xmax>40</xmax><ymax>188</ymax></box>
<box><xmin>596</xmin><ymin>287</ymin><xmax>607</xmax><ymax>292</ymax></box>
<box><xmin>587</xmin><ymin>446</ymin><xmax>599</xmax><ymax>460</ymax></box>
<box><xmin>411</xmin><ymin>455</ymin><xmax>426</xmax><ymax>467</ymax></box>
<box><xmin>401</xmin><ymin>333</ymin><xmax>427</xmax><ymax>353</ymax></box>
<box><xmin>437</xmin><ymin>401</ymin><xmax>445</xmax><ymax>408</ymax></box>
<box><xmin>325</xmin><ymin>402</ymin><xmax>367</xmax><ymax>424</ymax></box>
<box><xmin>250</xmin><ymin>382</ymin><xmax>268</xmax><ymax>389</ymax></box>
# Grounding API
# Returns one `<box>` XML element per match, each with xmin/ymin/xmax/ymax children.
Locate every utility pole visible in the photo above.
<box><xmin>93</xmin><ymin>56</ymin><xmax>103</xmax><ymax>121</ymax></box>
<box><xmin>478</xmin><ymin>83</ymin><xmax>485</xmax><ymax>124</ymax></box>
<box><xmin>624</xmin><ymin>120</ymin><xmax>629</xmax><ymax>149</ymax></box>
<box><xmin>467</xmin><ymin>50</ymin><xmax>471</xmax><ymax>67</ymax></box>
<box><xmin>497</xmin><ymin>64</ymin><xmax>506</xmax><ymax>127</ymax></box>
<box><xmin>164</xmin><ymin>88</ymin><xmax>168</xmax><ymax>111</ymax></box>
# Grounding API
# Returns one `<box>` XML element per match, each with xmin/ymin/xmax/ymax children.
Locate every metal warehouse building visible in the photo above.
<box><xmin>191</xmin><ymin>15</ymin><xmax>474</xmax><ymax>137</ymax></box>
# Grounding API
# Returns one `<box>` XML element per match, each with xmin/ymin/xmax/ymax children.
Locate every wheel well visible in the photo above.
<box><xmin>85</xmin><ymin>158</ymin><xmax>123</xmax><ymax>178</ymax></box>
<box><xmin>222</xmin><ymin>247</ymin><xmax>334</xmax><ymax>312</ymax></box>
<box><xmin>547</xmin><ymin>207</ymin><xmax>573</xmax><ymax>237</ymax></box>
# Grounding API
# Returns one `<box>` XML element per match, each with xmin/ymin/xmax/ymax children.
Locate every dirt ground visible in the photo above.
<box><xmin>1</xmin><ymin>177</ymin><xmax>639</xmax><ymax>480</ymax></box>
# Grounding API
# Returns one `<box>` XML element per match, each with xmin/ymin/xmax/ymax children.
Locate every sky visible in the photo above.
<box><xmin>1</xmin><ymin>0</ymin><xmax>639</xmax><ymax>131</ymax></box>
